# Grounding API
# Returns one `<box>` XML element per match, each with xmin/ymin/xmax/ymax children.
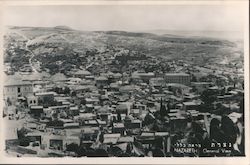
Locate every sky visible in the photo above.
<box><xmin>3</xmin><ymin>4</ymin><xmax>247</xmax><ymax>32</ymax></box>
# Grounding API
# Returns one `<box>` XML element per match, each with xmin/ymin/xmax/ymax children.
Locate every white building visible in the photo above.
<box><xmin>4</xmin><ymin>79</ymin><xmax>33</xmax><ymax>104</ymax></box>
<box><xmin>165</xmin><ymin>73</ymin><xmax>191</xmax><ymax>85</ymax></box>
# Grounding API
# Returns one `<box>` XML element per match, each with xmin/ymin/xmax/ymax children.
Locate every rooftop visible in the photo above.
<box><xmin>4</xmin><ymin>78</ymin><xmax>32</xmax><ymax>86</ymax></box>
<box><xmin>165</xmin><ymin>73</ymin><xmax>189</xmax><ymax>76</ymax></box>
<box><xmin>167</xmin><ymin>83</ymin><xmax>190</xmax><ymax>88</ymax></box>
<box><xmin>63</xmin><ymin>123</ymin><xmax>80</xmax><ymax>128</ymax></box>
<box><xmin>30</xmin><ymin>105</ymin><xmax>43</xmax><ymax>109</ymax></box>
<box><xmin>95</xmin><ymin>76</ymin><xmax>108</xmax><ymax>81</ymax></box>
<box><xmin>73</xmin><ymin>70</ymin><xmax>91</xmax><ymax>75</ymax></box>
<box><xmin>51</xmin><ymin>73</ymin><xmax>67</xmax><ymax>82</ymax></box>
<box><xmin>118</xmin><ymin>136</ymin><xmax>134</xmax><ymax>143</ymax></box>
<box><xmin>113</xmin><ymin>123</ymin><xmax>125</xmax><ymax>128</ymax></box>
<box><xmin>104</xmin><ymin>133</ymin><xmax>121</xmax><ymax>138</ymax></box>
<box><xmin>35</xmin><ymin>92</ymin><xmax>57</xmax><ymax>96</ymax></box>
<box><xmin>183</xmin><ymin>101</ymin><xmax>200</xmax><ymax>106</ymax></box>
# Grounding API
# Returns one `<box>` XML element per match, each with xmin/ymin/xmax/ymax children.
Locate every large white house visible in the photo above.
<box><xmin>3</xmin><ymin>79</ymin><xmax>33</xmax><ymax>105</ymax></box>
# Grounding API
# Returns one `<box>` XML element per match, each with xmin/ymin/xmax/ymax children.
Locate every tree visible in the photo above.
<box><xmin>71</xmin><ymin>91</ymin><xmax>77</xmax><ymax>97</ymax></box>
<box><xmin>200</xmin><ymin>89</ymin><xmax>217</xmax><ymax>105</ymax></box>
<box><xmin>152</xmin><ymin>148</ymin><xmax>165</xmax><ymax>157</ymax></box>
<box><xmin>198</xmin><ymin>103</ymin><xmax>211</xmax><ymax>113</ymax></box>
<box><xmin>94</xmin><ymin>149</ymin><xmax>109</xmax><ymax>157</ymax></box>
<box><xmin>221</xmin><ymin>87</ymin><xmax>226</xmax><ymax>95</ymax></box>
<box><xmin>159</xmin><ymin>99</ymin><xmax>169</xmax><ymax>117</ymax></box>
<box><xmin>64</xmin><ymin>87</ymin><xmax>71</xmax><ymax>95</ymax></box>
<box><xmin>38</xmin><ymin>95</ymin><xmax>57</xmax><ymax>107</ymax></box>
<box><xmin>143</xmin><ymin>113</ymin><xmax>155</xmax><ymax>126</ymax></box>
<box><xmin>191</xmin><ymin>74</ymin><xmax>197</xmax><ymax>82</ymax></box>
<box><xmin>221</xmin><ymin>116</ymin><xmax>238</xmax><ymax>144</ymax></box>
<box><xmin>192</xmin><ymin>86</ymin><xmax>198</xmax><ymax>93</ymax></box>
<box><xmin>99</xmin><ymin>132</ymin><xmax>104</xmax><ymax>143</ymax></box>
<box><xmin>152</xmin><ymin>121</ymin><xmax>161</xmax><ymax>131</ymax></box>
<box><xmin>47</xmin><ymin>119</ymin><xmax>64</xmax><ymax>127</ymax></box>
<box><xmin>7</xmin><ymin>97</ymin><xmax>12</xmax><ymax>106</ymax></box>
<box><xmin>76</xmin><ymin>145</ymin><xmax>86</xmax><ymax>157</ymax></box>
<box><xmin>126</xmin><ymin>142</ymin><xmax>132</xmax><ymax>154</ymax></box>
<box><xmin>117</xmin><ymin>112</ymin><xmax>122</xmax><ymax>122</ymax></box>
<box><xmin>210</xmin><ymin>118</ymin><xmax>226</xmax><ymax>143</ymax></box>
<box><xmin>66</xmin><ymin>143</ymin><xmax>79</xmax><ymax>152</ymax></box>
<box><xmin>167</xmin><ymin>102</ymin><xmax>171</xmax><ymax>110</ymax></box>
<box><xmin>17</xmin><ymin>127</ymin><xmax>29</xmax><ymax>139</ymax></box>
<box><xmin>19</xmin><ymin>137</ymin><xmax>30</xmax><ymax>146</ymax></box>
<box><xmin>16</xmin><ymin>127</ymin><xmax>31</xmax><ymax>147</ymax></box>
<box><xmin>54</xmin><ymin>87</ymin><xmax>62</xmax><ymax>94</ymax></box>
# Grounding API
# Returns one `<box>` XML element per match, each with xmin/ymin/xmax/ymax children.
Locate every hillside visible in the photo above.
<box><xmin>4</xmin><ymin>26</ymin><xmax>243</xmax><ymax>74</ymax></box>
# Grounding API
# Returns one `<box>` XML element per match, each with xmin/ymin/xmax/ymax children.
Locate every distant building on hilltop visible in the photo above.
<box><xmin>165</xmin><ymin>73</ymin><xmax>191</xmax><ymax>85</ymax></box>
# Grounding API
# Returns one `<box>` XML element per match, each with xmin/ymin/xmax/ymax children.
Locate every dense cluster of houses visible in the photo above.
<box><xmin>3</xmin><ymin>52</ymin><xmax>245</xmax><ymax>157</ymax></box>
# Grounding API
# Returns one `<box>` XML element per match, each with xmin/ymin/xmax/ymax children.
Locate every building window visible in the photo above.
<box><xmin>17</xmin><ymin>87</ymin><xmax>21</xmax><ymax>93</ymax></box>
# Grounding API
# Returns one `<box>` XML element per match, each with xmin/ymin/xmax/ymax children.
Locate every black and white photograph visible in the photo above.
<box><xmin>0</xmin><ymin>0</ymin><xmax>249</xmax><ymax>162</ymax></box>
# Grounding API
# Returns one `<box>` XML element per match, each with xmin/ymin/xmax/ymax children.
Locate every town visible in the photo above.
<box><xmin>3</xmin><ymin>30</ymin><xmax>245</xmax><ymax>157</ymax></box>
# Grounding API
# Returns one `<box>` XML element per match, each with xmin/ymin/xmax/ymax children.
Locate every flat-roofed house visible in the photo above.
<box><xmin>72</xmin><ymin>70</ymin><xmax>91</xmax><ymax>79</ymax></box>
<box><xmin>95</xmin><ymin>76</ymin><xmax>109</xmax><ymax>88</ymax></box>
<box><xmin>126</xmin><ymin>119</ymin><xmax>142</xmax><ymax>129</ymax></box>
<box><xmin>191</xmin><ymin>82</ymin><xmax>212</xmax><ymax>93</ymax></box>
<box><xmin>30</xmin><ymin>105</ymin><xmax>44</xmax><ymax>118</ymax></box>
<box><xmin>116</xmin><ymin>102</ymin><xmax>133</xmax><ymax>115</ymax></box>
<box><xmin>27</xmin><ymin>95</ymin><xmax>38</xmax><ymax>107</ymax></box>
<box><xmin>149</xmin><ymin>77</ymin><xmax>165</xmax><ymax>87</ymax></box>
<box><xmin>68</xmin><ymin>106</ymin><xmax>79</xmax><ymax>116</ymax></box>
<box><xmin>166</xmin><ymin>83</ymin><xmax>191</xmax><ymax>96</ymax></box>
<box><xmin>103</xmin><ymin>133</ymin><xmax>121</xmax><ymax>144</ymax></box>
<box><xmin>4</xmin><ymin>79</ymin><xmax>33</xmax><ymax>105</ymax></box>
<box><xmin>112</xmin><ymin>123</ymin><xmax>125</xmax><ymax>135</ymax></box>
<box><xmin>35</xmin><ymin>92</ymin><xmax>57</xmax><ymax>107</ymax></box>
<box><xmin>182</xmin><ymin>101</ymin><xmax>201</xmax><ymax>111</ymax></box>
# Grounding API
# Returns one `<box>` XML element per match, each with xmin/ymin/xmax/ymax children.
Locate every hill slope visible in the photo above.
<box><xmin>4</xmin><ymin>26</ymin><xmax>243</xmax><ymax>74</ymax></box>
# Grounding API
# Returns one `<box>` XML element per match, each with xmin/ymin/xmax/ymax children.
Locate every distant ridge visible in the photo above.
<box><xmin>4</xmin><ymin>25</ymin><xmax>242</xmax><ymax>75</ymax></box>
<box><xmin>54</xmin><ymin>26</ymin><xmax>73</xmax><ymax>31</ymax></box>
<box><xmin>7</xmin><ymin>25</ymin><xmax>74</xmax><ymax>31</ymax></box>
<box><xmin>143</xmin><ymin>29</ymin><xmax>243</xmax><ymax>40</ymax></box>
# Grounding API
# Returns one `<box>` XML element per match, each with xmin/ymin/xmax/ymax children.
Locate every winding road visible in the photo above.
<box><xmin>11</xmin><ymin>30</ymin><xmax>73</xmax><ymax>74</ymax></box>
<box><xmin>12</xmin><ymin>30</ymin><xmax>38</xmax><ymax>73</ymax></box>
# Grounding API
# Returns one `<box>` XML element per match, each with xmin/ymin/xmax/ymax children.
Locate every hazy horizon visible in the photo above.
<box><xmin>3</xmin><ymin>4</ymin><xmax>247</xmax><ymax>32</ymax></box>
<box><xmin>5</xmin><ymin>24</ymin><xmax>244</xmax><ymax>40</ymax></box>
<box><xmin>6</xmin><ymin>24</ymin><xmax>244</xmax><ymax>32</ymax></box>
